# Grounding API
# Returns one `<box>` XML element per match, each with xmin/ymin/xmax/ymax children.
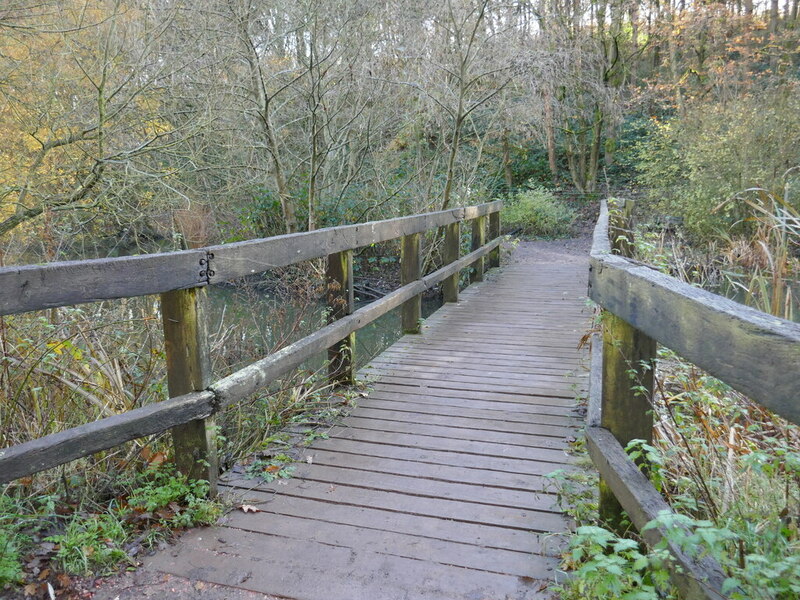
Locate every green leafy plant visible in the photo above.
<box><xmin>502</xmin><ymin>185</ymin><xmax>576</xmax><ymax>238</ymax></box>
<box><xmin>127</xmin><ymin>466</ymin><xmax>221</xmax><ymax>529</ymax></box>
<box><xmin>46</xmin><ymin>513</ymin><xmax>129</xmax><ymax>576</ymax></box>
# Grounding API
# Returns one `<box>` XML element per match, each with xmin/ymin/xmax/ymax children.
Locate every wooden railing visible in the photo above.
<box><xmin>0</xmin><ymin>201</ymin><xmax>503</xmax><ymax>489</ymax></box>
<box><xmin>587</xmin><ymin>200</ymin><xmax>800</xmax><ymax>600</ymax></box>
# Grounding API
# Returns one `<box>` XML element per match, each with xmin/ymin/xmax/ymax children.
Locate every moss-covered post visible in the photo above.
<box><xmin>327</xmin><ymin>250</ymin><xmax>355</xmax><ymax>385</ymax></box>
<box><xmin>488</xmin><ymin>210</ymin><xmax>500</xmax><ymax>269</ymax></box>
<box><xmin>599</xmin><ymin>313</ymin><xmax>657</xmax><ymax>532</ymax></box>
<box><xmin>401</xmin><ymin>233</ymin><xmax>421</xmax><ymax>333</ymax></box>
<box><xmin>161</xmin><ymin>287</ymin><xmax>217</xmax><ymax>494</ymax></box>
<box><xmin>443</xmin><ymin>222</ymin><xmax>460</xmax><ymax>303</ymax></box>
<box><xmin>470</xmin><ymin>215</ymin><xmax>486</xmax><ymax>283</ymax></box>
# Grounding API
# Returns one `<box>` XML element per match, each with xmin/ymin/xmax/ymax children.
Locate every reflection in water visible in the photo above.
<box><xmin>206</xmin><ymin>283</ymin><xmax>442</xmax><ymax>379</ymax></box>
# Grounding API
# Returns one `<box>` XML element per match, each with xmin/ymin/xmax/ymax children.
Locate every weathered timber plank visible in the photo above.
<box><xmin>586</xmin><ymin>426</ymin><xmax>729</xmax><ymax>600</ymax></box>
<box><xmin>214</xmin><ymin>512</ymin><xmax>559</xmax><ymax>577</ymax></box>
<box><xmin>0</xmin><ymin>391</ymin><xmax>215</xmax><ymax>483</ymax></box>
<box><xmin>368</xmin><ymin>381</ymin><xmax>579</xmax><ymax>406</ymax></box>
<box><xmin>363</xmin><ymin>388</ymin><xmax>585</xmax><ymax>418</ymax></box>
<box><xmin>340</xmin><ymin>416</ymin><xmax>573</xmax><ymax>448</ymax></box>
<box><xmin>365</xmin><ymin>360</ymin><xmax>585</xmax><ymax>385</ymax></box>
<box><xmin>216</xmin><ymin>488</ymin><xmax>566</xmax><ymax>555</ymax></box>
<box><xmin>147</xmin><ymin>528</ymin><xmax>555</xmax><ymax>600</ymax></box>
<box><xmin>359</xmin><ymin>397</ymin><xmax>581</xmax><ymax>426</ymax></box>
<box><xmin>295</xmin><ymin>448</ymin><xmax>556</xmax><ymax>490</ymax></box>
<box><xmin>207</xmin><ymin>201</ymin><xmax>501</xmax><ymax>282</ymax></box>
<box><xmin>370</xmin><ymin>374</ymin><xmax>580</xmax><ymax>399</ymax></box>
<box><xmin>351</xmin><ymin>406</ymin><xmax>577</xmax><ymax>435</ymax></box>
<box><xmin>328</xmin><ymin>426</ymin><xmax>573</xmax><ymax>464</ymax></box>
<box><xmin>237</xmin><ymin>462</ymin><xmax>560</xmax><ymax>512</ymax></box>
<box><xmin>0</xmin><ymin>250</ymin><xmax>206</xmax><ymax>316</ymax></box>
<box><xmin>221</xmin><ymin>476</ymin><xmax>569</xmax><ymax>533</ymax></box>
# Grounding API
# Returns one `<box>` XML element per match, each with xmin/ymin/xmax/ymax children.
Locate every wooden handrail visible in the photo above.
<box><xmin>0</xmin><ymin>201</ymin><xmax>501</xmax><ymax>317</ymax></box>
<box><xmin>587</xmin><ymin>200</ymin><xmax>800</xmax><ymax>600</ymax></box>
<box><xmin>0</xmin><ymin>202</ymin><xmax>502</xmax><ymax>485</ymax></box>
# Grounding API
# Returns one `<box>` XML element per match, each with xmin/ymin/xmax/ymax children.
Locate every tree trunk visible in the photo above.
<box><xmin>544</xmin><ymin>90</ymin><xmax>558</xmax><ymax>183</ymax></box>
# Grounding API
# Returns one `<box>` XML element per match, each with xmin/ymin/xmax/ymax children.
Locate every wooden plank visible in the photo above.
<box><xmin>590</xmin><ymin>248</ymin><xmax>800</xmax><ymax>426</ymax></box>
<box><xmin>233</xmin><ymin>463</ymin><xmax>560</xmax><ymax>512</ymax></box>
<box><xmin>215</xmin><ymin>488</ymin><xmax>566</xmax><ymax>555</ymax></box>
<box><xmin>297</xmin><ymin>448</ymin><xmax>556</xmax><ymax>491</ymax></box>
<box><xmin>147</xmin><ymin>527</ymin><xmax>556</xmax><ymax>600</ymax></box>
<box><xmin>352</xmin><ymin>405</ymin><xmax>577</xmax><ymax>435</ymax></box>
<box><xmin>0</xmin><ymin>391</ymin><xmax>215</xmax><ymax>483</ymax></box>
<box><xmin>304</xmin><ymin>436</ymin><xmax>575</xmax><ymax>477</ymax></box>
<box><xmin>366</xmin><ymin>360</ymin><xmax>585</xmax><ymax>384</ymax></box>
<box><xmin>370</xmin><ymin>374</ymin><xmax>579</xmax><ymax>399</ymax></box>
<box><xmin>0</xmin><ymin>250</ymin><xmax>206</xmax><ymax>316</ymax></box>
<box><xmin>368</xmin><ymin>381</ymin><xmax>578</xmax><ymax>406</ymax></box>
<box><xmin>359</xmin><ymin>397</ymin><xmax>580</xmax><ymax>426</ymax></box>
<box><xmin>207</xmin><ymin>201</ymin><xmax>502</xmax><ymax>282</ymax></box>
<box><xmin>363</xmin><ymin>388</ymin><xmax>585</xmax><ymax>418</ymax></box>
<box><xmin>400</xmin><ymin>232</ymin><xmax>421</xmax><ymax>333</ymax></box>
<box><xmin>161</xmin><ymin>288</ymin><xmax>218</xmax><ymax>490</ymax></box>
<box><xmin>586</xmin><ymin>426</ymin><xmax>729</xmax><ymax>600</ymax></box>
<box><xmin>328</xmin><ymin>426</ymin><xmax>573</xmax><ymax>465</ymax></box>
<box><xmin>341</xmin><ymin>415</ymin><xmax>573</xmax><ymax>447</ymax></box>
<box><xmin>214</xmin><ymin>512</ymin><xmax>560</xmax><ymax>577</ymax></box>
<box><xmin>221</xmin><ymin>476</ymin><xmax>569</xmax><ymax>533</ymax></box>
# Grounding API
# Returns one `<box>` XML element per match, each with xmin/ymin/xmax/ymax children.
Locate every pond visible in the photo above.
<box><xmin>206</xmin><ymin>282</ymin><xmax>443</xmax><ymax>379</ymax></box>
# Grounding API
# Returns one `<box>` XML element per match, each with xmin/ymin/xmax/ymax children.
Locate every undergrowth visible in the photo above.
<box><xmin>0</xmin><ymin>464</ymin><xmax>221</xmax><ymax>596</ymax></box>
<box><xmin>502</xmin><ymin>184</ymin><xmax>576</xmax><ymax>238</ymax></box>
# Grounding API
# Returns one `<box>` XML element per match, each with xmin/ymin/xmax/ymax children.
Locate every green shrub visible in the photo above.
<box><xmin>503</xmin><ymin>185</ymin><xmax>576</xmax><ymax>237</ymax></box>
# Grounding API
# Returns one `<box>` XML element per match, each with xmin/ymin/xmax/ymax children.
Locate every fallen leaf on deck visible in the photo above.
<box><xmin>240</xmin><ymin>504</ymin><xmax>261</xmax><ymax>513</ymax></box>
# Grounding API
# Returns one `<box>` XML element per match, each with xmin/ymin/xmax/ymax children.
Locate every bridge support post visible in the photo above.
<box><xmin>599</xmin><ymin>311</ymin><xmax>656</xmax><ymax>533</ymax></box>
<box><xmin>488</xmin><ymin>210</ymin><xmax>500</xmax><ymax>269</ymax></box>
<box><xmin>401</xmin><ymin>233</ymin><xmax>421</xmax><ymax>333</ymax></box>
<box><xmin>443</xmin><ymin>222</ymin><xmax>460</xmax><ymax>303</ymax></box>
<box><xmin>161</xmin><ymin>287</ymin><xmax>218</xmax><ymax>494</ymax></box>
<box><xmin>326</xmin><ymin>250</ymin><xmax>355</xmax><ymax>385</ymax></box>
<box><xmin>470</xmin><ymin>216</ymin><xmax>486</xmax><ymax>283</ymax></box>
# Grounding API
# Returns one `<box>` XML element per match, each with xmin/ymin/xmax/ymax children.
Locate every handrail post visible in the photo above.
<box><xmin>598</xmin><ymin>315</ymin><xmax>656</xmax><ymax>532</ymax></box>
<box><xmin>443</xmin><ymin>222</ymin><xmax>460</xmax><ymax>303</ymax></box>
<box><xmin>488</xmin><ymin>210</ymin><xmax>500</xmax><ymax>269</ymax></box>
<box><xmin>470</xmin><ymin>215</ymin><xmax>486</xmax><ymax>283</ymax></box>
<box><xmin>161</xmin><ymin>287</ymin><xmax>218</xmax><ymax>494</ymax></box>
<box><xmin>401</xmin><ymin>233</ymin><xmax>422</xmax><ymax>333</ymax></box>
<box><xmin>327</xmin><ymin>250</ymin><xmax>355</xmax><ymax>384</ymax></box>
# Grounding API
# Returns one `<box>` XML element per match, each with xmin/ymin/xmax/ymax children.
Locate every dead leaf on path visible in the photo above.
<box><xmin>195</xmin><ymin>581</ymin><xmax>206</xmax><ymax>591</ymax></box>
<box><xmin>240</xmin><ymin>504</ymin><xmax>261</xmax><ymax>513</ymax></box>
<box><xmin>23</xmin><ymin>583</ymin><xmax>38</xmax><ymax>597</ymax></box>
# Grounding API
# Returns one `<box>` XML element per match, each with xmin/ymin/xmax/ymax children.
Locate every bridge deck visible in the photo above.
<box><xmin>145</xmin><ymin>244</ymin><xmax>589</xmax><ymax>600</ymax></box>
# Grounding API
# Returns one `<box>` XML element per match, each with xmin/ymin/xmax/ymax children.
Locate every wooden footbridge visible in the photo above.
<box><xmin>2</xmin><ymin>200</ymin><xmax>798</xmax><ymax>600</ymax></box>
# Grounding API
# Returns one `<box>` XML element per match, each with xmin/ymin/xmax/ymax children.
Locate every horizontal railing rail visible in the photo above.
<box><xmin>0</xmin><ymin>202</ymin><xmax>503</xmax><ymax>488</ymax></box>
<box><xmin>0</xmin><ymin>202</ymin><xmax>501</xmax><ymax>317</ymax></box>
<box><xmin>586</xmin><ymin>200</ymin><xmax>800</xmax><ymax>600</ymax></box>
